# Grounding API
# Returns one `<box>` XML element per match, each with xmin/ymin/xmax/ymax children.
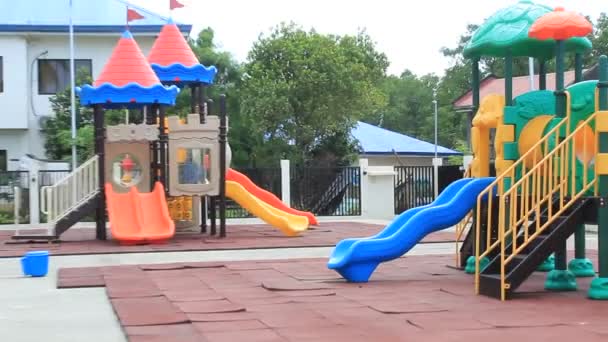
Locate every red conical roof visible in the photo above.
<box><xmin>94</xmin><ymin>31</ymin><xmax>161</xmax><ymax>87</ymax></box>
<box><xmin>148</xmin><ymin>20</ymin><xmax>199</xmax><ymax>67</ymax></box>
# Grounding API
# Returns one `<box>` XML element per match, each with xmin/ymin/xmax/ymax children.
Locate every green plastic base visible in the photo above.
<box><xmin>588</xmin><ymin>277</ymin><xmax>608</xmax><ymax>300</ymax></box>
<box><xmin>464</xmin><ymin>256</ymin><xmax>489</xmax><ymax>274</ymax></box>
<box><xmin>545</xmin><ymin>270</ymin><xmax>577</xmax><ymax>291</ymax></box>
<box><xmin>537</xmin><ymin>254</ymin><xmax>555</xmax><ymax>272</ymax></box>
<box><xmin>568</xmin><ymin>258</ymin><xmax>596</xmax><ymax>278</ymax></box>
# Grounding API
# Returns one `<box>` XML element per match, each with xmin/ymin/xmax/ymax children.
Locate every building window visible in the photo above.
<box><xmin>0</xmin><ymin>56</ymin><xmax>3</xmax><ymax>93</ymax></box>
<box><xmin>38</xmin><ymin>59</ymin><xmax>92</xmax><ymax>95</ymax></box>
<box><xmin>0</xmin><ymin>150</ymin><xmax>6</xmax><ymax>171</ymax></box>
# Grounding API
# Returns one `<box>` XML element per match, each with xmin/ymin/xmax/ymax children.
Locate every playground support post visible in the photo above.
<box><xmin>505</xmin><ymin>50</ymin><xmax>513</xmax><ymax>106</ymax></box>
<box><xmin>190</xmin><ymin>84</ymin><xmax>198</xmax><ymax>114</ymax></box>
<box><xmin>569</xmin><ymin>53</ymin><xmax>595</xmax><ymax>277</ymax></box>
<box><xmin>528</xmin><ymin>57</ymin><xmax>535</xmax><ymax>90</ymax></box>
<box><xmin>198</xmin><ymin>86</ymin><xmax>206</xmax><ymax>124</ymax></box>
<box><xmin>464</xmin><ymin>58</ymin><xmax>483</xmax><ymax>272</ymax></box>
<box><xmin>146</xmin><ymin>105</ymin><xmax>159</xmax><ymax>185</ymax></box>
<box><xmin>219</xmin><ymin>94</ymin><xmax>227</xmax><ymax>238</ymax></box>
<box><xmin>198</xmin><ymin>85</ymin><xmax>208</xmax><ymax>233</ymax></box>
<box><xmin>207</xmin><ymin>98</ymin><xmax>217</xmax><ymax>236</ymax></box>
<box><xmin>539</xmin><ymin>60</ymin><xmax>547</xmax><ymax>90</ymax></box>
<box><xmin>545</xmin><ymin>40</ymin><xmax>577</xmax><ymax>291</ymax></box>
<box><xmin>432</xmin><ymin>87</ymin><xmax>438</xmax><ymax>198</ymax></box>
<box><xmin>590</xmin><ymin>55</ymin><xmax>608</xmax><ymax>299</ymax></box>
<box><xmin>158</xmin><ymin>105</ymin><xmax>168</xmax><ymax>190</ymax></box>
<box><xmin>94</xmin><ymin>104</ymin><xmax>106</xmax><ymax>240</ymax></box>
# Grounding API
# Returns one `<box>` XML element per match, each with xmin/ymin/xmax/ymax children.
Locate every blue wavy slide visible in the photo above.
<box><xmin>327</xmin><ymin>177</ymin><xmax>496</xmax><ymax>282</ymax></box>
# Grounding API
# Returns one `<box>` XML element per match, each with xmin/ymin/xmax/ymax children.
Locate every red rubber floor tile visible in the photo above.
<box><xmin>174</xmin><ymin>299</ymin><xmax>246</xmax><ymax>314</ymax></box>
<box><xmin>111</xmin><ymin>296</ymin><xmax>189</xmax><ymax>326</ymax></box>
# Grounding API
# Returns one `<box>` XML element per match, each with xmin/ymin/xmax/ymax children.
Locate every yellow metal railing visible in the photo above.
<box><xmin>455</xmin><ymin>165</ymin><xmax>472</xmax><ymax>267</ymax></box>
<box><xmin>474</xmin><ymin>91</ymin><xmax>599</xmax><ymax>300</ymax></box>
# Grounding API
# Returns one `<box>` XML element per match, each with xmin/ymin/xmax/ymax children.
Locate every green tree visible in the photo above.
<box><xmin>167</xmin><ymin>28</ymin><xmax>254</xmax><ymax>167</ymax></box>
<box><xmin>363</xmin><ymin>71</ymin><xmax>437</xmax><ymax>142</ymax></box>
<box><xmin>41</xmin><ymin>70</ymin><xmax>123</xmax><ymax>162</ymax></box>
<box><xmin>239</xmin><ymin>23</ymin><xmax>388</xmax><ymax>166</ymax></box>
<box><xmin>592</xmin><ymin>13</ymin><xmax>608</xmax><ymax>58</ymax></box>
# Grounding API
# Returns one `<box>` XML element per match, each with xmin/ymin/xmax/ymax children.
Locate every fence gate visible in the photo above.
<box><xmin>394</xmin><ymin>165</ymin><xmax>464</xmax><ymax>214</ymax></box>
<box><xmin>290</xmin><ymin>166</ymin><xmax>361</xmax><ymax>216</ymax></box>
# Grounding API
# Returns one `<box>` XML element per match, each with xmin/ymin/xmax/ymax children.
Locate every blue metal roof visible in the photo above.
<box><xmin>352</xmin><ymin>121</ymin><xmax>462</xmax><ymax>156</ymax></box>
<box><xmin>0</xmin><ymin>0</ymin><xmax>191</xmax><ymax>34</ymax></box>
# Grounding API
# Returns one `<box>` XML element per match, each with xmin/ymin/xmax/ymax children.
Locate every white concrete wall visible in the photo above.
<box><xmin>0</xmin><ymin>36</ymin><xmax>28</xmax><ymax>129</ymax></box>
<box><xmin>0</xmin><ymin>130</ymin><xmax>28</xmax><ymax>170</ymax></box>
<box><xmin>358</xmin><ymin>158</ymin><xmax>396</xmax><ymax>220</ymax></box>
<box><xmin>0</xmin><ymin>32</ymin><xmax>157</xmax><ymax>163</ymax></box>
<box><xmin>28</xmin><ymin>34</ymin><xmax>157</xmax><ymax>118</ymax></box>
<box><xmin>358</xmin><ymin>155</ymin><xmax>448</xmax><ymax>167</ymax></box>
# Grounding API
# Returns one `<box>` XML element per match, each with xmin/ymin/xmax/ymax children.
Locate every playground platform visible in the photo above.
<box><xmin>0</xmin><ymin>221</ymin><xmax>459</xmax><ymax>258</ymax></box>
<box><xmin>58</xmin><ymin>251</ymin><xmax>605</xmax><ymax>342</ymax></box>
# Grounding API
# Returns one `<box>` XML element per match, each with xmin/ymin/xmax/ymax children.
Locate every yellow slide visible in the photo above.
<box><xmin>226</xmin><ymin>181</ymin><xmax>309</xmax><ymax>236</ymax></box>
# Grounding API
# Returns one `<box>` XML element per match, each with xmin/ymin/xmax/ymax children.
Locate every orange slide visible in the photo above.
<box><xmin>226</xmin><ymin>168</ymin><xmax>318</xmax><ymax>225</ymax></box>
<box><xmin>105</xmin><ymin>182</ymin><xmax>175</xmax><ymax>245</ymax></box>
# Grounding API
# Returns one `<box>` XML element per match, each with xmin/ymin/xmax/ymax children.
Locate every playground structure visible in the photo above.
<box><xmin>11</xmin><ymin>19</ymin><xmax>316</xmax><ymax>243</ymax></box>
<box><xmin>328</xmin><ymin>1</ymin><xmax>608</xmax><ymax>301</ymax></box>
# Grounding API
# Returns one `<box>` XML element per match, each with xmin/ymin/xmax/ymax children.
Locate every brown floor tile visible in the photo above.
<box><xmin>151</xmin><ymin>275</ymin><xmax>206</xmax><ymax>291</ymax></box>
<box><xmin>111</xmin><ymin>296</ymin><xmax>189</xmax><ymax>326</ymax></box>
<box><xmin>105</xmin><ymin>277</ymin><xmax>161</xmax><ymax>298</ymax></box>
<box><xmin>193</xmin><ymin>319</ymin><xmax>267</xmax><ymax>333</ymax></box>
<box><xmin>163</xmin><ymin>289</ymin><xmax>226</xmax><ymax>302</ymax></box>
<box><xmin>257</xmin><ymin>308</ymin><xmax>332</xmax><ymax>328</ymax></box>
<box><xmin>74</xmin><ymin>253</ymin><xmax>608</xmax><ymax>342</ymax></box>
<box><xmin>403</xmin><ymin>311</ymin><xmax>493</xmax><ymax>330</ymax></box>
<box><xmin>57</xmin><ymin>266</ymin><xmax>103</xmax><ymax>278</ymax></box>
<box><xmin>363</xmin><ymin>299</ymin><xmax>448</xmax><ymax>314</ymax></box>
<box><xmin>57</xmin><ymin>275</ymin><xmax>105</xmax><ymax>289</ymax></box>
<box><xmin>202</xmin><ymin>328</ymin><xmax>286</xmax><ymax>342</ymax></box>
<box><xmin>187</xmin><ymin>312</ymin><xmax>260</xmax><ymax>322</ymax></box>
<box><xmin>129</xmin><ymin>335</ymin><xmax>206</xmax><ymax>342</ymax></box>
<box><xmin>138</xmin><ymin>263</ymin><xmax>188</xmax><ymax>271</ymax></box>
<box><xmin>126</xmin><ymin>323</ymin><xmax>204</xmax><ymax>342</ymax></box>
<box><xmin>261</xmin><ymin>280</ymin><xmax>331</xmax><ymax>291</ymax></box>
<box><xmin>174</xmin><ymin>299</ymin><xmax>246</xmax><ymax>314</ymax></box>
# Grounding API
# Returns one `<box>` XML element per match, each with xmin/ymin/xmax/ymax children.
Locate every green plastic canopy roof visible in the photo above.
<box><xmin>463</xmin><ymin>0</ymin><xmax>592</xmax><ymax>60</ymax></box>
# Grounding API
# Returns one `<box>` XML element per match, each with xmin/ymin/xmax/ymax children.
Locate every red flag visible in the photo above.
<box><xmin>127</xmin><ymin>8</ymin><xmax>145</xmax><ymax>22</ymax></box>
<box><xmin>170</xmin><ymin>0</ymin><xmax>185</xmax><ymax>10</ymax></box>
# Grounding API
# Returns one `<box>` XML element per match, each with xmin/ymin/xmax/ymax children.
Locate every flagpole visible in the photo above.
<box><xmin>69</xmin><ymin>0</ymin><xmax>77</xmax><ymax>170</ymax></box>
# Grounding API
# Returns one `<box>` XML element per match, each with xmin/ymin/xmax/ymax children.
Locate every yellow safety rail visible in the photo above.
<box><xmin>474</xmin><ymin>91</ymin><xmax>599</xmax><ymax>300</ymax></box>
<box><xmin>455</xmin><ymin>165</ymin><xmax>472</xmax><ymax>267</ymax></box>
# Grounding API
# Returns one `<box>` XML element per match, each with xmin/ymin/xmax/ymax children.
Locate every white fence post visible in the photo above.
<box><xmin>29</xmin><ymin>164</ymin><xmax>40</xmax><ymax>225</ymax></box>
<box><xmin>280</xmin><ymin>159</ymin><xmax>291</xmax><ymax>206</ymax></box>
<box><xmin>358</xmin><ymin>158</ymin><xmax>369</xmax><ymax>218</ymax></box>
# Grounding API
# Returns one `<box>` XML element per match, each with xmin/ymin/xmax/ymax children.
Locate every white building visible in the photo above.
<box><xmin>0</xmin><ymin>0</ymin><xmax>191</xmax><ymax>170</ymax></box>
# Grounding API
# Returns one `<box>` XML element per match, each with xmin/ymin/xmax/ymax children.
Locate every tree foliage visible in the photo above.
<box><xmin>591</xmin><ymin>13</ymin><xmax>608</xmax><ymax>58</ymax></box>
<box><xmin>239</xmin><ymin>23</ymin><xmax>389</xmax><ymax>166</ymax></box>
<box><xmin>41</xmin><ymin>70</ymin><xmax>123</xmax><ymax>162</ymax></box>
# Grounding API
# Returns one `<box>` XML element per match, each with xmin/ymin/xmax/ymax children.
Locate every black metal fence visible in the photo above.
<box><xmin>225</xmin><ymin>167</ymin><xmax>282</xmax><ymax>218</ymax></box>
<box><xmin>394</xmin><ymin>166</ymin><xmax>434</xmax><ymax>214</ymax></box>
<box><xmin>394</xmin><ymin>165</ymin><xmax>464</xmax><ymax>214</ymax></box>
<box><xmin>290</xmin><ymin>166</ymin><xmax>361</xmax><ymax>216</ymax></box>
<box><xmin>0</xmin><ymin>171</ymin><xmax>30</xmax><ymax>224</ymax></box>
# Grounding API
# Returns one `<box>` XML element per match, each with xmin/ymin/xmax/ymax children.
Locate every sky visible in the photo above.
<box><xmin>128</xmin><ymin>0</ymin><xmax>606</xmax><ymax>77</ymax></box>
